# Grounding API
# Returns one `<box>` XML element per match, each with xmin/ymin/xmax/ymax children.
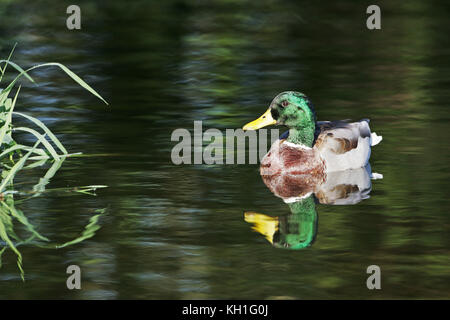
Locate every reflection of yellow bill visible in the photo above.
<box><xmin>244</xmin><ymin>211</ymin><xmax>279</xmax><ymax>244</ymax></box>
<box><xmin>243</xmin><ymin>108</ymin><xmax>276</xmax><ymax>130</ymax></box>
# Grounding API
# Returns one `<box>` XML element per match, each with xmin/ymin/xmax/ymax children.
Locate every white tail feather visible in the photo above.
<box><xmin>371</xmin><ymin>172</ymin><xmax>383</xmax><ymax>180</ymax></box>
<box><xmin>371</xmin><ymin>132</ymin><xmax>382</xmax><ymax>146</ymax></box>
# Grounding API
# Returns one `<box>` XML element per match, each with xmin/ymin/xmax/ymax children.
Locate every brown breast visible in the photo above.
<box><xmin>260</xmin><ymin>140</ymin><xmax>326</xmax><ymax>200</ymax></box>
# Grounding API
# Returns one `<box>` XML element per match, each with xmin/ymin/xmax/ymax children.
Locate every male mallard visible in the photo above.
<box><xmin>243</xmin><ymin>91</ymin><xmax>382</xmax><ymax>174</ymax></box>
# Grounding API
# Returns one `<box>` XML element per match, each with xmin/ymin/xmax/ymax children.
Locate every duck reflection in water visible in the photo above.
<box><xmin>245</xmin><ymin>165</ymin><xmax>382</xmax><ymax>249</ymax></box>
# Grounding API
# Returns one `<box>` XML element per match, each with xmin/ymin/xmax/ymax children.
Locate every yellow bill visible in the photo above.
<box><xmin>243</xmin><ymin>108</ymin><xmax>276</xmax><ymax>130</ymax></box>
<box><xmin>244</xmin><ymin>211</ymin><xmax>279</xmax><ymax>244</ymax></box>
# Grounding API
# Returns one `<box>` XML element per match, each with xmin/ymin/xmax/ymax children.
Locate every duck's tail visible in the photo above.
<box><xmin>371</xmin><ymin>132</ymin><xmax>382</xmax><ymax>146</ymax></box>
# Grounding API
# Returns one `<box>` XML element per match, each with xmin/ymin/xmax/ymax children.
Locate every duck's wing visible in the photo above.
<box><xmin>314</xmin><ymin>120</ymin><xmax>371</xmax><ymax>154</ymax></box>
<box><xmin>314</xmin><ymin>120</ymin><xmax>374</xmax><ymax>172</ymax></box>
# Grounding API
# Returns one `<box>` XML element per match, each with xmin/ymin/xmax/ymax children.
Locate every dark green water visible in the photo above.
<box><xmin>0</xmin><ymin>0</ymin><xmax>449</xmax><ymax>299</ymax></box>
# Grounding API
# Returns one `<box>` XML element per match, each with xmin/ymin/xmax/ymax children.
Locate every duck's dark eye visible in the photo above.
<box><xmin>281</xmin><ymin>101</ymin><xmax>289</xmax><ymax>108</ymax></box>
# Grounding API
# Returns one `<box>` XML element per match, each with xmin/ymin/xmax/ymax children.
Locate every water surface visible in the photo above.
<box><xmin>0</xmin><ymin>0</ymin><xmax>449</xmax><ymax>299</ymax></box>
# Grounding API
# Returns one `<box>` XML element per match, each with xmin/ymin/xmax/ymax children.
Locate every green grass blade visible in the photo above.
<box><xmin>0</xmin><ymin>210</ymin><xmax>24</xmax><ymax>280</ymax></box>
<box><xmin>1</xmin><ymin>201</ymin><xmax>49</xmax><ymax>242</ymax></box>
<box><xmin>0</xmin><ymin>140</ymin><xmax>41</xmax><ymax>193</ymax></box>
<box><xmin>0</xmin><ymin>143</ymin><xmax>48</xmax><ymax>159</ymax></box>
<box><xmin>0</xmin><ymin>246</ymin><xmax>6</xmax><ymax>269</ymax></box>
<box><xmin>32</xmin><ymin>159</ymin><xmax>64</xmax><ymax>196</ymax></box>
<box><xmin>0</xmin><ymin>85</ymin><xmax>20</xmax><ymax>147</ymax></box>
<box><xmin>23</xmin><ymin>158</ymin><xmax>48</xmax><ymax>169</ymax></box>
<box><xmin>13</xmin><ymin>128</ymin><xmax>59</xmax><ymax>160</ymax></box>
<box><xmin>13</xmin><ymin>112</ymin><xmax>68</xmax><ymax>154</ymax></box>
<box><xmin>0</xmin><ymin>60</ymin><xmax>35</xmax><ymax>84</ymax></box>
<box><xmin>4</xmin><ymin>63</ymin><xmax>108</xmax><ymax>105</ymax></box>
<box><xmin>28</xmin><ymin>152</ymin><xmax>80</xmax><ymax>161</ymax></box>
<box><xmin>0</xmin><ymin>43</ymin><xmax>17</xmax><ymax>83</ymax></box>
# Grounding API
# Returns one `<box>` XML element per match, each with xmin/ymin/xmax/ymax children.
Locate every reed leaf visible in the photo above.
<box><xmin>1</xmin><ymin>200</ymin><xmax>49</xmax><ymax>242</ymax></box>
<box><xmin>13</xmin><ymin>127</ymin><xmax>59</xmax><ymax>160</ymax></box>
<box><xmin>0</xmin><ymin>85</ymin><xmax>20</xmax><ymax>147</ymax></box>
<box><xmin>0</xmin><ymin>60</ymin><xmax>34</xmax><ymax>84</ymax></box>
<box><xmin>0</xmin><ymin>140</ymin><xmax>40</xmax><ymax>193</ymax></box>
<box><xmin>0</xmin><ymin>246</ymin><xmax>6</xmax><ymax>269</ymax></box>
<box><xmin>13</xmin><ymin>111</ymin><xmax>68</xmax><ymax>154</ymax></box>
<box><xmin>0</xmin><ymin>209</ymin><xmax>24</xmax><ymax>280</ymax></box>
<box><xmin>0</xmin><ymin>143</ymin><xmax>48</xmax><ymax>159</ymax></box>
<box><xmin>4</xmin><ymin>63</ymin><xmax>108</xmax><ymax>105</ymax></box>
<box><xmin>0</xmin><ymin>43</ymin><xmax>17</xmax><ymax>83</ymax></box>
<box><xmin>32</xmin><ymin>159</ymin><xmax>64</xmax><ymax>196</ymax></box>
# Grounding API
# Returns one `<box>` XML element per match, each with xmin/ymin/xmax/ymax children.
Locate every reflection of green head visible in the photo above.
<box><xmin>273</xmin><ymin>195</ymin><xmax>317</xmax><ymax>250</ymax></box>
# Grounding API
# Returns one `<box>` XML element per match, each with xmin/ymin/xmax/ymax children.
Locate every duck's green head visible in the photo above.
<box><xmin>243</xmin><ymin>91</ymin><xmax>316</xmax><ymax>131</ymax></box>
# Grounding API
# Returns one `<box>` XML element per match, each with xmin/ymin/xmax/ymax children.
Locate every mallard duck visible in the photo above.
<box><xmin>243</xmin><ymin>91</ymin><xmax>382</xmax><ymax>174</ymax></box>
